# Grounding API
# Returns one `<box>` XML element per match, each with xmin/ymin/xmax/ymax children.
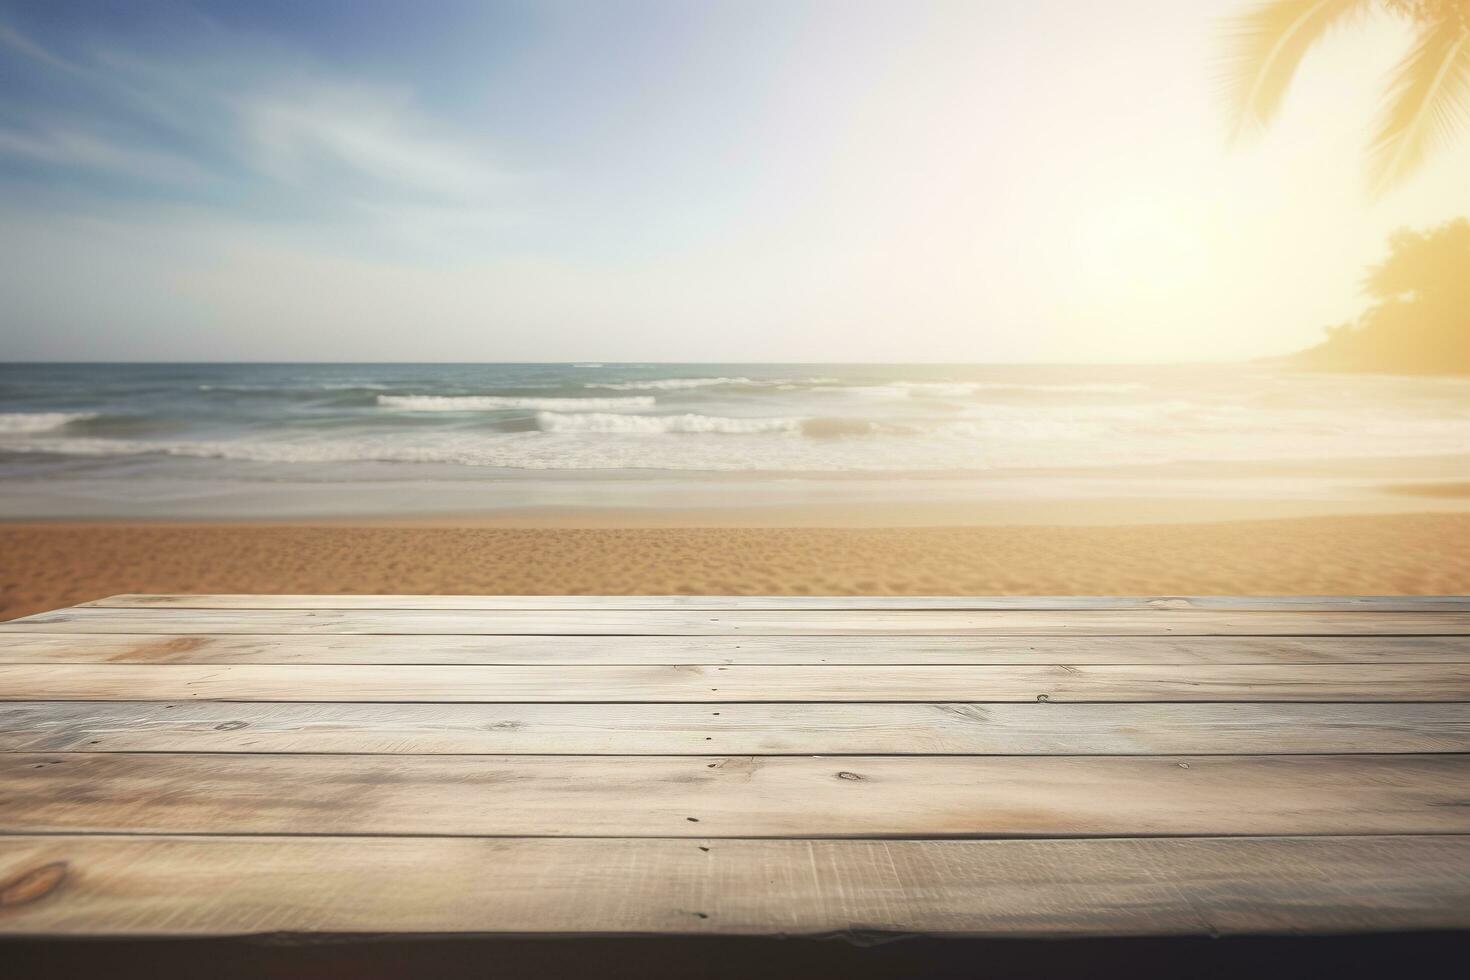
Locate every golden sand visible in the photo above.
<box><xmin>3</xmin><ymin>512</ymin><xmax>1468</xmax><ymax>620</ymax></box>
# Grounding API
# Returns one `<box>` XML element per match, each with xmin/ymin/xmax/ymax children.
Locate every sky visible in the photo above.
<box><xmin>1</xmin><ymin>0</ymin><xmax>1468</xmax><ymax>363</ymax></box>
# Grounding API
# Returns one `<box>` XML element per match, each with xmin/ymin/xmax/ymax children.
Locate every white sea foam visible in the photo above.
<box><xmin>378</xmin><ymin>394</ymin><xmax>655</xmax><ymax>411</ymax></box>
<box><xmin>586</xmin><ymin>376</ymin><xmax>843</xmax><ymax>391</ymax></box>
<box><xmin>6</xmin><ymin>368</ymin><xmax>1470</xmax><ymax>478</ymax></box>
<box><xmin>591</xmin><ymin>378</ymin><xmax>1143</xmax><ymax>397</ymax></box>
<box><xmin>0</xmin><ymin>412</ymin><xmax>96</xmax><ymax>434</ymax></box>
<box><xmin>9</xmin><ymin>407</ymin><xmax>1470</xmax><ymax>474</ymax></box>
<box><xmin>586</xmin><ymin>377</ymin><xmax>762</xmax><ymax>391</ymax></box>
<box><xmin>840</xmin><ymin>381</ymin><xmax>1147</xmax><ymax>400</ymax></box>
<box><xmin>932</xmin><ymin>381</ymin><xmax>1144</xmax><ymax>394</ymax></box>
<box><xmin>536</xmin><ymin>411</ymin><xmax>803</xmax><ymax>434</ymax></box>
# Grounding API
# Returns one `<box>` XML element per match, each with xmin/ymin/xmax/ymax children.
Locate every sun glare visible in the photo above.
<box><xmin>1070</xmin><ymin>194</ymin><xmax>1213</xmax><ymax>312</ymax></box>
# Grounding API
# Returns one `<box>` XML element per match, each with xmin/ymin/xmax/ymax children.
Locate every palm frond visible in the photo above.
<box><xmin>1221</xmin><ymin>0</ymin><xmax>1371</xmax><ymax>140</ymax></box>
<box><xmin>1368</xmin><ymin>16</ymin><xmax>1470</xmax><ymax>194</ymax></box>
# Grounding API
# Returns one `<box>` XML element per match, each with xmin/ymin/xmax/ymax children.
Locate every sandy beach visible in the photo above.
<box><xmin>4</xmin><ymin>511</ymin><xmax>1468</xmax><ymax>621</ymax></box>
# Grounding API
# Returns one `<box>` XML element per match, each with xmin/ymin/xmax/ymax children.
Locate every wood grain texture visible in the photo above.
<box><xmin>9</xmin><ymin>607</ymin><xmax>1470</xmax><ymax>635</ymax></box>
<box><xmin>81</xmin><ymin>593</ymin><xmax>1470</xmax><ymax>611</ymax></box>
<box><xmin>8</xmin><ymin>594</ymin><xmax>1470</xmax><ymax>941</ymax></box>
<box><xmin>5</xmin><ymin>753</ymin><xmax>1468</xmax><ymax>837</ymax></box>
<box><xmin>4</xmin><ymin>701</ymin><xmax>1467</xmax><ymax>754</ymax></box>
<box><xmin>3</xmin><ymin>662</ymin><xmax>1466</xmax><ymax>702</ymax></box>
<box><xmin>3</xmin><ymin>834</ymin><xmax>1469</xmax><ymax>937</ymax></box>
<box><xmin>5</xmin><ymin>632</ymin><xmax>1466</xmax><ymax>665</ymax></box>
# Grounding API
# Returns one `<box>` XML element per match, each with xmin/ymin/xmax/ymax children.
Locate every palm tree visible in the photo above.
<box><xmin>1223</xmin><ymin>0</ymin><xmax>1470</xmax><ymax>194</ymax></box>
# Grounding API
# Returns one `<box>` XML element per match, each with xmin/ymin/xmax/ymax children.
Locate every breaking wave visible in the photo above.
<box><xmin>537</xmin><ymin>411</ymin><xmax>803</xmax><ymax>434</ymax></box>
<box><xmin>378</xmin><ymin>394</ymin><xmax>655</xmax><ymax>411</ymax></box>
<box><xmin>0</xmin><ymin>412</ymin><xmax>97</xmax><ymax>434</ymax></box>
<box><xmin>839</xmin><ymin>381</ymin><xmax>1147</xmax><ymax>400</ymax></box>
<box><xmin>6</xmin><ymin>366</ymin><xmax>1469</xmax><ymax>479</ymax></box>
<box><xmin>586</xmin><ymin>377</ymin><xmax>762</xmax><ymax>391</ymax></box>
<box><xmin>586</xmin><ymin>376</ymin><xmax>840</xmax><ymax>391</ymax></box>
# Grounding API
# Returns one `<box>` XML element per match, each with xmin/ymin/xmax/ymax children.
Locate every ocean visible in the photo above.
<box><xmin>1</xmin><ymin>362</ymin><xmax>1467</xmax><ymax>519</ymax></box>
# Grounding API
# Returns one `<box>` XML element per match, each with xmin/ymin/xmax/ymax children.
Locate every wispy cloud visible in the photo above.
<box><xmin>0</xmin><ymin>19</ymin><xmax>513</xmax><ymax>242</ymax></box>
<box><xmin>239</xmin><ymin>89</ymin><xmax>505</xmax><ymax>203</ymax></box>
<box><xmin>0</xmin><ymin>21</ymin><xmax>78</xmax><ymax>72</ymax></box>
<box><xmin>0</xmin><ymin>126</ymin><xmax>215</xmax><ymax>185</ymax></box>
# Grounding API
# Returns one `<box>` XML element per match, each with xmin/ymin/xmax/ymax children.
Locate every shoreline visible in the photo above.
<box><xmin>4</xmin><ymin>510</ymin><xmax>1468</xmax><ymax>621</ymax></box>
<box><xmin>6</xmin><ymin>495</ymin><xmax>1470</xmax><ymax>529</ymax></box>
<box><xmin>7</xmin><ymin>450</ymin><xmax>1470</xmax><ymax>525</ymax></box>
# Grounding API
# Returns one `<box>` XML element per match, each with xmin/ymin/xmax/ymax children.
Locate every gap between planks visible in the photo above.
<box><xmin>9</xmin><ymin>607</ymin><xmax>1470</xmax><ymax>635</ymax></box>
<box><xmin>3</xmin><ymin>633</ymin><xmax>1466</xmax><ymax>665</ymax></box>
<box><xmin>1</xmin><ymin>662</ymin><xmax>1466</xmax><ymax>702</ymax></box>
<box><xmin>79</xmin><ymin>593</ymin><xmax>1470</xmax><ymax>611</ymax></box>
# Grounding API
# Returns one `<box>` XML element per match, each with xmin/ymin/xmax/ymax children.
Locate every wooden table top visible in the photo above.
<box><xmin>2</xmin><ymin>594</ymin><xmax>1468</xmax><ymax>939</ymax></box>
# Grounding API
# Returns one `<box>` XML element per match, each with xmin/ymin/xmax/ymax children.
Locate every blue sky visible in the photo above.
<box><xmin>2</xmin><ymin>1</ymin><xmax>1468</xmax><ymax>361</ymax></box>
<box><xmin>0</xmin><ymin>2</ymin><xmax>768</xmax><ymax>252</ymax></box>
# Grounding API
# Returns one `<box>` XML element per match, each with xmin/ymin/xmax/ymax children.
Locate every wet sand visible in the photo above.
<box><xmin>3</xmin><ymin>511</ymin><xmax>1468</xmax><ymax>620</ymax></box>
<box><xmin>1385</xmin><ymin>482</ymin><xmax>1470</xmax><ymax>498</ymax></box>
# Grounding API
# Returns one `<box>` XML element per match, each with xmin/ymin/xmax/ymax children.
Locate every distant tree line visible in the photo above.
<box><xmin>1293</xmin><ymin>218</ymin><xmax>1470</xmax><ymax>373</ymax></box>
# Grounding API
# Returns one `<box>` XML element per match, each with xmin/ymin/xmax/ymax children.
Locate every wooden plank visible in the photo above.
<box><xmin>4</xmin><ymin>632</ymin><xmax>1465</xmax><ymax>665</ymax></box>
<box><xmin>9</xmin><ymin>607</ymin><xmax>1470</xmax><ymax>635</ymax></box>
<box><xmin>81</xmin><ymin>593</ymin><xmax>1470</xmax><ymax>611</ymax></box>
<box><xmin>4</xmin><ymin>701</ymin><xmax>1466</xmax><ymax>754</ymax></box>
<box><xmin>3</xmin><ymin>834</ymin><xmax>1468</xmax><ymax>937</ymax></box>
<box><xmin>2</xmin><ymin>662</ymin><xmax>1465</xmax><ymax>702</ymax></box>
<box><xmin>4</xmin><ymin>753</ymin><xmax>1469</xmax><ymax>837</ymax></box>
